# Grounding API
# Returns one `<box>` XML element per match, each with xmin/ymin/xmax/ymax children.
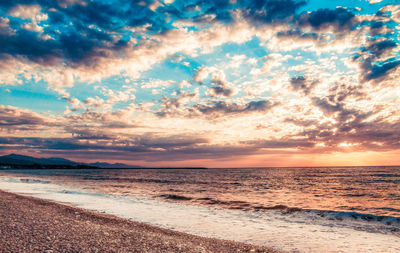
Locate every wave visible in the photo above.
<box><xmin>157</xmin><ymin>194</ymin><xmax>400</xmax><ymax>224</ymax></box>
<box><xmin>155</xmin><ymin>194</ymin><xmax>400</xmax><ymax>236</ymax></box>
<box><xmin>318</xmin><ymin>210</ymin><xmax>400</xmax><ymax>225</ymax></box>
<box><xmin>159</xmin><ymin>194</ymin><xmax>193</xmax><ymax>201</ymax></box>
<box><xmin>19</xmin><ymin>178</ymin><xmax>52</xmax><ymax>184</ymax></box>
<box><xmin>193</xmin><ymin>197</ymin><xmax>302</xmax><ymax>212</ymax></box>
<box><xmin>189</xmin><ymin>196</ymin><xmax>400</xmax><ymax>226</ymax></box>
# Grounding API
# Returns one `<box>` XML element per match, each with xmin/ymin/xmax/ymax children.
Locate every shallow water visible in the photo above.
<box><xmin>1</xmin><ymin>167</ymin><xmax>399</xmax><ymax>252</ymax></box>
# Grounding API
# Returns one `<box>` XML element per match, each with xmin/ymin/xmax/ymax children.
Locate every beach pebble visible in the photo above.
<box><xmin>0</xmin><ymin>190</ymin><xmax>278</xmax><ymax>253</ymax></box>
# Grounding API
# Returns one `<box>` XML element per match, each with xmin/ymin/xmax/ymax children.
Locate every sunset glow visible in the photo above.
<box><xmin>0</xmin><ymin>0</ymin><xmax>399</xmax><ymax>167</ymax></box>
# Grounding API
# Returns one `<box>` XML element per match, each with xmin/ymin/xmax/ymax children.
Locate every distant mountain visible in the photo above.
<box><xmin>88</xmin><ymin>162</ymin><xmax>142</xmax><ymax>168</ymax></box>
<box><xmin>0</xmin><ymin>154</ymin><xmax>78</xmax><ymax>166</ymax></box>
<box><xmin>0</xmin><ymin>154</ymin><xmax>138</xmax><ymax>168</ymax></box>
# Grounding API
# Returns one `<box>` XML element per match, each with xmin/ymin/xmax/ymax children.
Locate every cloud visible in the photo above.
<box><xmin>192</xmin><ymin>67</ymin><xmax>236</xmax><ymax>97</ymax></box>
<box><xmin>0</xmin><ymin>0</ymin><xmax>164</xmax><ymax>68</ymax></box>
<box><xmin>286</xmin><ymin>81</ymin><xmax>400</xmax><ymax>150</ymax></box>
<box><xmin>207</xmin><ymin>70</ymin><xmax>236</xmax><ymax>97</ymax></box>
<box><xmin>8</xmin><ymin>4</ymin><xmax>46</xmax><ymax>20</ymax></box>
<box><xmin>178</xmin><ymin>80</ymin><xmax>191</xmax><ymax>88</ymax></box>
<box><xmin>312</xmin><ymin>82</ymin><xmax>364</xmax><ymax>112</ymax></box>
<box><xmin>378</xmin><ymin>5</ymin><xmax>400</xmax><ymax>23</ymax></box>
<box><xmin>0</xmin><ymin>17</ymin><xmax>14</xmax><ymax>35</ymax></box>
<box><xmin>8</xmin><ymin>4</ymin><xmax>48</xmax><ymax>32</ymax></box>
<box><xmin>246</xmin><ymin>138</ymin><xmax>315</xmax><ymax>149</ymax></box>
<box><xmin>194</xmin><ymin>100</ymin><xmax>276</xmax><ymax>117</ymax></box>
<box><xmin>0</xmin><ymin>105</ymin><xmax>53</xmax><ymax>131</ymax></box>
<box><xmin>298</xmin><ymin>7</ymin><xmax>356</xmax><ymax>31</ymax></box>
<box><xmin>67</xmin><ymin>127</ymin><xmax>115</xmax><ymax>140</ymax></box>
<box><xmin>0</xmin><ymin>6</ymin><xmax>260</xmax><ymax>94</ymax></box>
<box><xmin>0</xmin><ymin>134</ymin><xmax>298</xmax><ymax>163</ymax></box>
<box><xmin>366</xmin><ymin>20</ymin><xmax>394</xmax><ymax>36</ymax></box>
<box><xmin>156</xmin><ymin>89</ymin><xmax>200</xmax><ymax>117</ymax></box>
<box><xmin>193</xmin><ymin>66</ymin><xmax>212</xmax><ymax>83</ymax></box>
<box><xmin>347</xmin><ymin>6</ymin><xmax>400</xmax><ymax>85</ymax></box>
<box><xmin>0</xmin><ymin>29</ymin><xmax>61</xmax><ymax>65</ymax></box>
<box><xmin>240</xmin><ymin>0</ymin><xmax>307</xmax><ymax>25</ymax></box>
<box><xmin>297</xmin><ymin>110</ymin><xmax>400</xmax><ymax>151</ymax></box>
<box><xmin>208</xmin><ymin>86</ymin><xmax>235</xmax><ymax>97</ymax></box>
<box><xmin>365</xmin><ymin>39</ymin><xmax>398</xmax><ymax>58</ymax></box>
<box><xmin>0</xmin><ymin>0</ymin><xmax>307</xmax><ymax>68</ymax></box>
<box><xmin>0</xmin><ymin>133</ymin><xmax>210</xmax><ymax>154</ymax></box>
<box><xmin>355</xmin><ymin>39</ymin><xmax>400</xmax><ymax>83</ymax></box>
<box><xmin>160</xmin><ymin>0</ymin><xmax>233</xmax><ymax>24</ymax></box>
<box><xmin>141</xmin><ymin>79</ymin><xmax>175</xmax><ymax>89</ymax></box>
<box><xmin>290</xmin><ymin>76</ymin><xmax>319</xmax><ymax>95</ymax></box>
<box><xmin>363</xmin><ymin>59</ymin><xmax>400</xmax><ymax>82</ymax></box>
<box><xmin>1</xmin><ymin>1</ymin><xmax>400</xmax><ymax>165</ymax></box>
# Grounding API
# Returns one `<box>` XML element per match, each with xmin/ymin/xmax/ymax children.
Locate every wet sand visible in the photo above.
<box><xmin>0</xmin><ymin>190</ymin><xmax>279</xmax><ymax>253</ymax></box>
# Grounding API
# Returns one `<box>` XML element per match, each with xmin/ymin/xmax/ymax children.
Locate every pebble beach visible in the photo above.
<box><xmin>0</xmin><ymin>190</ymin><xmax>279</xmax><ymax>253</ymax></box>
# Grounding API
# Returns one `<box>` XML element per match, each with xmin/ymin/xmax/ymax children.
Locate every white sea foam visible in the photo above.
<box><xmin>0</xmin><ymin>175</ymin><xmax>399</xmax><ymax>253</ymax></box>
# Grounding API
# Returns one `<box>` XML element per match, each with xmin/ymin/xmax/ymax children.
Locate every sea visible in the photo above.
<box><xmin>0</xmin><ymin>166</ymin><xmax>399</xmax><ymax>252</ymax></box>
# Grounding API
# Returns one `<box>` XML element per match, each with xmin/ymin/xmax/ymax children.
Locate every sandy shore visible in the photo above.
<box><xmin>0</xmin><ymin>190</ymin><xmax>279</xmax><ymax>253</ymax></box>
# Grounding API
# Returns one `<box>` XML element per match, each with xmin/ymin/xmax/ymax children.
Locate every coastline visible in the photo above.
<box><xmin>0</xmin><ymin>190</ymin><xmax>279</xmax><ymax>253</ymax></box>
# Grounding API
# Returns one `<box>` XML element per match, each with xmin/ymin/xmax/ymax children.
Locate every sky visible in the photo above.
<box><xmin>0</xmin><ymin>0</ymin><xmax>399</xmax><ymax>167</ymax></box>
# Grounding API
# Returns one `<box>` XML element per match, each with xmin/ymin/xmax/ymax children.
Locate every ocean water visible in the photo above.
<box><xmin>0</xmin><ymin>167</ymin><xmax>399</xmax><ymax>252</ymax></box>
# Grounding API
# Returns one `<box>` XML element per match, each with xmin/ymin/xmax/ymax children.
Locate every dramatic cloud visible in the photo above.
<box><xmin>241</xmin><ymin>0</ymin><xmax>307</xmax><ymax>24</ymax></box>
<box><xmin>1</xmin><ymin>0</ymin><xmax>400</xmax><ymax>166</ymax></box>
<box><xmin>0</xmin><ymin>105</ymin><xmax>57</xmax><ymax>132</ymax></box>
<box><xmin>194</xmin><ymin>100</ymin><xmax>276</xmax><ymax>117</ymax></box>
<box><xmin>351</xmin><ymin>5</ymin><xmax>400</xmax><ymax>84</ymax></box>
<box><xmin>298</xmin><ymin>7</ymin><xmax>356</xmax><ymax>31</ymax></box>
<box><xmin>290</xmin><ymin>76</ymin><xmax>319</xmax><ymax>95</ymax></box>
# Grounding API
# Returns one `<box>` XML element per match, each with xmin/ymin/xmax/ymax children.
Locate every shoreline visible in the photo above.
<box><xmin>0</xmin><ymin>190</ymin><xmax>279</xmax><ymax>252</ymax></box>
